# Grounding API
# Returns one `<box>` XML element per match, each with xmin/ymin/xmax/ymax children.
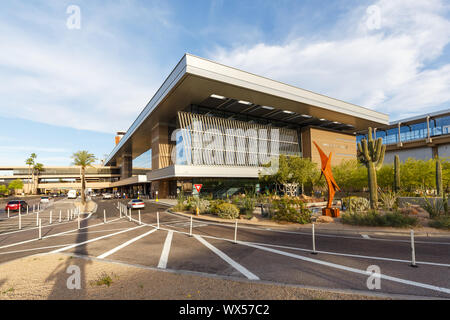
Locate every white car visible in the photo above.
<box><xmin>127</xmin><ymin>199</ymin><xmax>145</xmax><ymax>209</ymax></box>
<box><xmin>103</xmin><ymin>193</ymin><xmax>112</xmax><ymax>199</ymax></box>
<box><xmin>40</xmin><ymin>196</ymin><xmax>50</xmax><ymax>203</ymax></box>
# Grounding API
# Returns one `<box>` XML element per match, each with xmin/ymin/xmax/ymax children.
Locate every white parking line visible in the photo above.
<box><xmin>97</xmin><ymin>228</ymin><xmax>157</xmax><ymax>259</ymax></box>
<box><xmin>49</xmin><ymin>225</ymin><xmax>144</xmax><ymax>254</ymax></box>
<box><xmin>194</xmin><ymin>235</ymin><xmax>259</xmax><ymax>280</ymax></box>
<box><xmin>158</xmin><ymin>230</ymin><xmax>174</xmax><ymax>269</ymax></box>
<box><xmin>240</xmin><ymin>241</ymin><xmax>450</xmax><ymax>295</ymax></box>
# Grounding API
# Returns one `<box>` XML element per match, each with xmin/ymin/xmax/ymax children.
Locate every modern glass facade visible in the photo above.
<box><xmin>357</xmin><ymin>114</ymin><xmax>450</xmax><ymax>145</ymax></box>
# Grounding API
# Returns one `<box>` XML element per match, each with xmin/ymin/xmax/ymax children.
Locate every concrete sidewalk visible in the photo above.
<box><xmin>0</xmin><ymin>253</ymin><xmax>397</xmax><ymax>300</ymax></box>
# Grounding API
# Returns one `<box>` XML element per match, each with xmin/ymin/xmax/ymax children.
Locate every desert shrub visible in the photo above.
<box><xmin>209</xmin><ymin>199</ymin><xmax>227</xmax><ymax>215</ymax></box>
<box><xmin>216</xmin><ymin>203</ymin><xmax>240</xmax><ymax>219</ymax></box>
<box><xmin>429</xmin><ymin>215</ymin><xmax>450</xmax><ymax>230</ymax></box>
<box><xmin>191</xmin><ymin>198</ymin><xmax>210</xmax><ymax>214</ymax></box>
<box><xmin>236</xmin><ymin>197</ymin><xmax>256</xmax><ymax>215</ymax></box>
<box><xmin>379</xmin><ymin>190</ymin><xmax>399</xmax><ymax>211</ymax></box>
<box><xmin>342</xmin><ymin>196</ymin><xmax>370</xmax><ymax>212</ymax></box>
<box><xmin>421</xmin><ymin>197</ymin><xmax>444</xmax><ymax>219</ymax></box>
<box><xmin>342</xmin><ymin>210</ymin><xmax>418</xmax><ymax>228</ymax></box>
<box><xmin>271</xmin><ymin>197</ymin><xmax>311</xmax><ymax>224</ymax></box>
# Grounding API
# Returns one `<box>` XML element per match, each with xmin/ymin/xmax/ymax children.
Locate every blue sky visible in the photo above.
<box><xmin>1</xmin><ymin>0</ymin><xmax>449</xmax><ymax>165</ymax></box>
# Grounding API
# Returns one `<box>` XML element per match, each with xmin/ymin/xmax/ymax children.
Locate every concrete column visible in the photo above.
<box><xmin>151</xmin><ymin>123</ymin><xmax>173</xmax><ymax>170</ymax></box>
<box><xmin>121</xmin><ymin>153</ymin><xmax>132</xmax><ymax>179</ymax></box>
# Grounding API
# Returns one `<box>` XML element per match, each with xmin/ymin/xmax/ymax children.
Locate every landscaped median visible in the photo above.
<box><xmin>0</xmin><ymin>253</ymin><xmax>390</xmax><ymax>300</ymax></box>
<box><xmin>168</xmin><ymin>194</ymin><xmax>450</xmax><ymax>236</ymax></box>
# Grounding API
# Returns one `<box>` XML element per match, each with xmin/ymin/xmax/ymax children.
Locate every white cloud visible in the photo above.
<box><xmin>209</xmin><ymin>0</ymin><xmax>450</xmax><ymax>120</ymax></box>
<box><xmin>0</xmin><ymin>1</ymin><xmax>168</xmax><ymax>133</ymax></box>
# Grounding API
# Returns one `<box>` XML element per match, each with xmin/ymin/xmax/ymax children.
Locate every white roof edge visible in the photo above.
<box><xmin>185</xmin><ymin>53</ymin><xmax>389</xmax><ymax>124</ymax></box>
<box><xmin>388</xmin><ymin>108</ymin><xmax>450</xmax><ymax>126</ymax></box>
<box><xmin>105</xmin><ymin>54</ymin><xmax>189</xmax><ymax>165</ymax></box>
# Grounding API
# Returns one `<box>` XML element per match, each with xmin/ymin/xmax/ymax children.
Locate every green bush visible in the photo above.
<box><xmin>429</xmin><ymin>216</ymin><xmax>450</xmax><ymax>230</ymax></box>
<box><xmin>209</xmin><ymin>199</ymin><xmax>227</xmax><ymax>215</ymax></box>
<box><xmin>342</xmin><ymin>210</ymin><xmax>418</xmax><ymax>228</ymax></box>
<box><xmin>271</xmin><ymin>197</ymin><xmax>311</xmax><ymax>224</ymax></box>
<box><xmin>216</xmin><ymin>203</ymin><xmax>240</xmax><ymax>219</ymax></box>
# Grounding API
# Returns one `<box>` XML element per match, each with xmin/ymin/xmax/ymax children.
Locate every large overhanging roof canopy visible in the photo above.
<box><xmin>106</xmin><ymin>53</ymin><xmax>389</xmax><ymax>165</ymax></box>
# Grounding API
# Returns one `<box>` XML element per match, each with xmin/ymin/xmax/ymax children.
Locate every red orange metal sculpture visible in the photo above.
<box><xmin>313</xmin><ymin>141</ymin><xmax>341</xmax><ymax>217</ymax></box>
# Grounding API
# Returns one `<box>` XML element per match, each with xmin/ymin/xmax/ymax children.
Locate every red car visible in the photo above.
<box><xmin>5</xmin><ymin>200</ymin><xmax>28</xmax><ymax>212</ymax></box>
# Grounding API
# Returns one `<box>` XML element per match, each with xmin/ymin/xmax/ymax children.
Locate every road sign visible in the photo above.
<box><xmin>194</xmin><ymin>184</ymin><xmax>202</xmax><ymax>193</ymax></box>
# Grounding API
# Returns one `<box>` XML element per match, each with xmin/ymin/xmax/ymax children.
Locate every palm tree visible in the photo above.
<box><xmin>33</xmin><ymin>163</ymin><xmax>44</xmax><ymax>194</ymax></box>
<box><xmin>25</xmin><ymin>153</ymin><xmax>37</xmax><ymax>194</ymax></box>
<box><xmin>72</xmin><ymin>151</ymin><xmax>96</xmax><ymax>205</ymax></box>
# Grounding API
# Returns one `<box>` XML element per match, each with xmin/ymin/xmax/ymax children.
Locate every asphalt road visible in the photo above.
<box><xmin>0</xmin><ymin>197</ymin><xmax>449</xmax><ymax>299</ymax></box>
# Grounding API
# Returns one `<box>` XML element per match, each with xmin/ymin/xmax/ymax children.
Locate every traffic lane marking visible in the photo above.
<box><xmin>0</xmin><ymin>217</ymin><xmax>125</xmax><ymax>248</ymax></box>
<box><xmin>194</xmin><ymin>235</ymin><xmax>259</xmax><ymax>280</ymax></box>
<box><xmin>98</xmin><ymin>228</ymin><xmax>158</xmax><ymax>259</ymax></box>
<box><xmin>158</xmin><ymin>230</ymin><xmax>174</xmax><ymax>268</ymax></box>
<box><xmin>0</xmin><ymin>218</ymin><xmax>124</xmax><ymax>251</ymax></box>
<box><xmin>190</xmin><ymin>223</ymin><xmax>449</xmax><ymax>264</ymax></box>
<box><xmin>49</xmin><ymin>225</ymin><xmax>145</xmax><ymax>254</ymax></box>
<box><xmin>238</xmin><ymin>241</ymin><xmax>450</xmax><ymax>295</ymax></box>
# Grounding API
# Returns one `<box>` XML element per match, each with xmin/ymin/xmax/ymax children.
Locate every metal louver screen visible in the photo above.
<box><xmin>177</xmin><ymin>111</ymin><xmax>300</xmax><ymax>167</ymax></box>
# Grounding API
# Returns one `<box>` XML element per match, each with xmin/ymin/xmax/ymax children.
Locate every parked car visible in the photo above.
<box><xmin>103</xmin><ymin>193</ymin><xmax>112</xmax><ymax>200</ymax></box>
<box><xmin>67</xmin><ymin>190</ymin><xmax>77</xmax><ymax>199</ymax></box>
<box><xmin>40</xmin><ymin>196</ymin><xmax>50</xmax><ymax>203</ymax></box>
<box><xmin>5</xmin><ymin>200</ymin><xmax>28</xmax><ymax>212</ymax></box>
<box><xmin>127</xmin><ymin>199</ymin><xmax>145</xmax><ymax>209</ymax></box>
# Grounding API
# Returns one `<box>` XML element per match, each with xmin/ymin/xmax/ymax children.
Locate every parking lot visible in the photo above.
<box><xmin>0</xmin><ymin>197</ymin><xmax>449</xmax><ymax>299</ymax></box>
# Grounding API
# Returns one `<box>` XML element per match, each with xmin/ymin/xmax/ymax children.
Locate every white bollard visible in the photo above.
<box><xmin>7</xmin><ymin>208</ymin><xmax>9</xmax><ymax>218</ymax></box>
<box><xmin>311</xmin><ymin>223</ymin><xmax>317</xmax><ymax>254</ymax></box>
<box><xmin>38</xmin><ymin>219</ymin><xmax>42</xmax><ymax>240</ymax></box>
<box><xmin>189</xmin><ymin>216</ymin><xmax>193</xmax><ymax>237</ymax></box>
<box><xmin>19</xmin><ymin>205</ymin><xmax>21</xmax><ymax>216</ymax></box>
<box><xmin>50</xmin><ymin>210</ymin><xmax>52</xmax><ymax>224</ymax></box>
<box><xmin>410</xmin><ymin>229</ymin><xmax>417</xmax><ymax>267</ymax></box>
<box><xmin>67</xmin><ymin>209</ymin><xmax>70</xmax><ymax>221</ymax></box>
<box><xmin>104</xmin><ymin>209</ymin><xmax>106</xmax><ymax>224</ymax></box>
<box><xmin>234</xmin><ymin>219</ymin><xmax>238</xmax><ymax>244</ymax></box>
<box><xmin>138</xmin><ymin>210</ymin><xmax>142</xmax><ymax>225</ymax></box>
<box><xmin>59</xmin><ymin>210</ymin><xmax>62</xmax><ymax>223</ymax></box>
<box><xmin>157</xmin><ymin>211</ymin><xmax>160</xmax><ymax>230</ymax></box>
<box><xmin>18</xmin><ymin>212</ymin><xmax>21</xmax><ymax>230</ymax></box>
<box><xmin>36</xmin><ymin>212</ymin><xmax>39</xmax><ymax>227</ymax></box>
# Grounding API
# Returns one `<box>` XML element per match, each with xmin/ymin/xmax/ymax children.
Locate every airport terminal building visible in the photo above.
<box><xmin>102</xmin><ymin>54</ymin><xmax>388</xmax><ymax>198</ymax></box>
<box><xmin>4</xmin><ymin>54</ymin><xmax>447</xmax><ymax>198</ymax></box>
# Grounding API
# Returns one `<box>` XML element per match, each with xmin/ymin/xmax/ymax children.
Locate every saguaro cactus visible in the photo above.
<box><xmin>436</xmin><ymin>158</ymin><xmax>443</xmax><ymax>197</ymax></box>
<box><xmin>394</xmin><ymin>155</ymin><xmax>400</xmax><ymax>192</ymax></box>
<box><xmin>357</xmin><ymin>127</ymin><xmax>386</xmax><ymax>209</ymax></box>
